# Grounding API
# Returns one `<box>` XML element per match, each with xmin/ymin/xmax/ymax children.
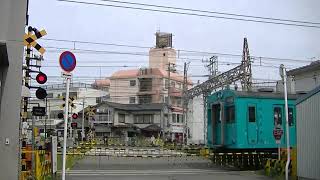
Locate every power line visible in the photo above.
<box><xmin>43</xmin><ymin>46</ymin><xmax>313</xmax><ymax>64</ymax></box>
<box><xmin>99</xmin><ymin>0</ymin><xmax>320</xmax><ymax>25</ymax></box>
<box><xmin>57</xmin><ymin>0</ymin><xmax>320</xmax><ymax>28</ymax></box>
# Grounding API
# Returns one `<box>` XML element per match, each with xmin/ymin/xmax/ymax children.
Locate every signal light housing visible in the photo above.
<box><xmin>35</xmin><ymin>87</ymin><xmax>47</xmax><ymax>99</ymax></box>
<box><xmin>71</xmin><ymin>122</ymin><xmax>77</xmax><ymax>128</ymax></box>
<box><xmin>58</xmin><ymin>113</ymin><xmax>64</xmax><ymax>119</ymax></box>
<box><xmin>36</xmin><ymin>72</ymin><xmax>47</xmax><ymax>84</ymax></box>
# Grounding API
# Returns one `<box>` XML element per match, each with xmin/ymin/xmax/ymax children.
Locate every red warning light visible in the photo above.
<box><xmin>36</xmin><ymin>72</ymin><xmax>47</xmax><ymax>84</ymax></box>
<box><xmin>72</xmin><ymin>113</ymin><xmax>78</xmax><ymax>119</ymax></box>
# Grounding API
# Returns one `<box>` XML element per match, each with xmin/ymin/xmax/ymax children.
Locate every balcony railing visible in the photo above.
<box><xmin>93</xmin><ymin>114</ymin><xmax>113</xmax><ymax>123</ymax></box>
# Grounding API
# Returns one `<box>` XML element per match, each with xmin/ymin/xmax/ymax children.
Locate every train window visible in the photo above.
<box><xmin>226</xmin><ymin>106</ymin><xmax>235</xmax><ymax>123</ymax></box>
<box><xmin>274</xmin><ymin>107</ymin><xmax>282</xmax><ymax>126</ymax></box>
<box><xmin>248</xmin><ymin>106</ymin><xmax>256</xmax><ymax>122</ymax></box>
<box><xmin>288</xmin><ymin>108</ymin><xmax>294</xmax><ymax>126</ymax></box>
<box><xmin>212</xmin><ymin>104</ymin><xmax>220</xmax><ymax>124</ymax></box>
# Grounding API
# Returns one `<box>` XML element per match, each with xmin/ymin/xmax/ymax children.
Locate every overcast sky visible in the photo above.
<box><xmin>29</xmin><ymin>0</ymin><xmax>320</xmax><ymax>84</ymax></box>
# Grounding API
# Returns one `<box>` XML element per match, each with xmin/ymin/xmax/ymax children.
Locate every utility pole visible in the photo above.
<box><xmin>167</xmin><ymin>62</ymin><xmax>176</xmax><ymax>141</ymax></box>
<box><xmin>182</xmin><ymin>62</ymin><xmax>189</xmax><ymax>145</ymax></box>
<box><xmin>201</xmin><ymin>56</ymin><xmax>218</xmax><ymax>144</ymax></box>
<box><xmin>167</xmin><ymin>63</ymin><xmax>171</xmax><ymax>141</ymax></box>
<box><xmin>241</xmin><ymin>38</ymin><xmax>252</xmax><ymax>91</ymax></box>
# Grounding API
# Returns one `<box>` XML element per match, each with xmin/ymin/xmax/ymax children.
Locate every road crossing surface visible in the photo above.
<box><xmin>63</xmin><ymin>148</ymin><xmax>271</xmax><ymax>180</ymax></box>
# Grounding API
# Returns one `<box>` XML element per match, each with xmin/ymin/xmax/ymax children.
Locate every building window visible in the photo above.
<box><xmin>171</xmin><ymin>81</ymin><xmax>175</xmax><ymax>88</ymax></box>
<box><xmin>139</xmin><ymin>78</ymin><xmax>152</xmax><ymax>91</ymax></box>
<box><xmin>130</xmin><ymin>80</ymin><xmax>136</xmax><ymax>86</ymax></box>
<box><xmin>96</xmin><ymin>97</ymin><xmax>102</xmax><ymax>103</ymax></box>
<box><xmin>248</xmin><ymin>106</ymin><xmax>256</xmax><ymax>122</ymax></box>
<box><xmin>165</xmin><ymin>80</ymin><xmax>169</xmax><ymax>89</ymax></box>
<box><xmin>288</xmin><ymin>107</ymin><xmax>294</xmax><ymax>126</ymax></box>
<box><xmin>129</xmin><ymin>97</ymin><xmax>136</xmax><ymax>104</ymax></box>
<box><xmin>177</xmin><ymin>83</ymin><xmax>182</xmax><ymax>89</ymax></box>
<box><xmin>176</xmin><ymin>114</ymin><xmax>183</xmax><ymax>123</ymax></box>
<box><xmin>118</xmin><ymin>113</ymin><xmax>125</xmax><ymax>123</ymax></box>
<box><xmin>177</xmin><ymin>98</ymin><xmax>182</xmax><ymax>106</ymax></box>
<box><xmin>143</xmin><ymin>114</ymin><xmax>153</xmax><ymax>124</ymax></box>
<box><xmin>139</xmin><ymin>95</ymin><xmax>152</xmax><ymax>104</ymax></box>
<box><xmin>165</xmin><ymin>96</ymin><xmax>168</xmax><ymax>103</ymax></box>
<box><xmin>134</xmin><ymin>114</ymin><xmax>153</xmax><ymax>124</ymax></box>
<box><xmin>172</xmin><ymin>114</ymin><xmax>177</xmax><ymax>123</ymax></box>
<box><xmin>226</xmin><ymin>106</ymin><xmax>235</xmax><ymax>123</ymax></box>
<box><xmin>274</xmin><ymin>107</ymin><xmax>282</xmax><ymax>125</ymax></box>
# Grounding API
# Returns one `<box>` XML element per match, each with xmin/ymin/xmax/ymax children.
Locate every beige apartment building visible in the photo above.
<box><xmin>105</xmin><ymin>32</ymin><xmax>193</xmax><ymax>142</ymax></box>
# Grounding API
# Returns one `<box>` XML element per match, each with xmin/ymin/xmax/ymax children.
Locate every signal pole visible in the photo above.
<box><xmin>82</xmin><ymin>97</ymin><xmax>85</xmax><ymax>141</ymax></box>
<box><xmin>280</xmin><ymin>64</ymin><xmax>291</xmax><ymax>180</ymax></box>
<box><xmin>62</xmin><ymin>75</ymin><xmax>71</xmax><ymax>180</ymax></box>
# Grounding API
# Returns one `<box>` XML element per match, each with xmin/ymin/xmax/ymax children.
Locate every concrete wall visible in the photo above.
<box><xmin>277</xmin><ymin>70</ymin><xmax>320</xmax><ymax>94</ymax></box>
<box><xmin>0</xmin><ymin>0</ymin><xmax>27</xmax><ymax>179</ymax></box>
<box><xmin>149</xmin><ymin>48</ymin><xmax>176</xmax><ymax>70</ymax></box>
<box><xmin>110</xmin><ymin>78</ymin><xmax>139</xmax><ymax>104</ymax></box>
<box><xmin>297</xmin><ymin>91</ymin><xmax>320</xmax><ymax>180</ymax></box>
<box><xmin>294</xmin><ymin>70</ymin><xmax>320</xmax><ymax>93</ymax></box>
<box><xmin>187</xmin><ymin>96</ymin><xmax>205</xmax><ymax>144</ymax></box>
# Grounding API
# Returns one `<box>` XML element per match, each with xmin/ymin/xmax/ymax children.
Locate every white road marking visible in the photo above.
<box><xmin>62</xmin><ymin>169</ymin><xmax>250</xmax><ymax>176</ymax></box>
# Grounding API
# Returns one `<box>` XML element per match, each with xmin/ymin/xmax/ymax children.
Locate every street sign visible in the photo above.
<box><xmin>32</xmin><ymin>106</ymin><xmax>46</xmax><ymax>116</ymax></box>
<box><xmin>273</xmin><ymin>128</ymin><xmax>283</xmax><ymax>143</ymax></box>
<box><xmin>59</xmin><ymin>51</ymin><xmax>76</xmax><ymax>72</ymax></box>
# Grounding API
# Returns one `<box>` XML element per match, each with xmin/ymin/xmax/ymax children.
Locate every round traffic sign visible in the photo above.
<box><xmin>59</xmin><ymin>51</ymin><xmax>76</xmax><ymax>72</ymax></box>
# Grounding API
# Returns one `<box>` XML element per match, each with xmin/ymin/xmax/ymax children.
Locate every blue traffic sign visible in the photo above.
<box><xmin>59</xmin><ymin>51</ymin><xmax>76</xmax><ymax>72</ymax></box>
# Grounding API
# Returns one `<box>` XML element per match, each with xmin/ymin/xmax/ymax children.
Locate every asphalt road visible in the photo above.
<box><xmin>65</xmin><ymin>155</ymin><xmax>271</xmax><ymax>180</ymax></box>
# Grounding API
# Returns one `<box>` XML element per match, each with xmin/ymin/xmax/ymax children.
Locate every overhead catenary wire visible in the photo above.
<box><xmin>98</xmin><ymin>0</ymin><xmax>320</xmax><ymax>25</ymax></box>
<box><xmin>43</xmin><ymin>45</ymin><xmax>313</xmax><ymax>64</ymax></box>
<box><xmin>57</xmin><ymin>0</ymin><xmax>320</xmax><ymax>28</ymax></box>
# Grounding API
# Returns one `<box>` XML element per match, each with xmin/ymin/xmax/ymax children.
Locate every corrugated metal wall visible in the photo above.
<box><xmin>297</xmin><ymin>92</ymin><xmax>320</xmax><ymax>179</ymax></box>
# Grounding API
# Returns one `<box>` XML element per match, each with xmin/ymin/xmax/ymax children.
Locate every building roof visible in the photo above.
<box><xmin>93</xmin><ymin>79</ymin><xmax>110</xmax><ymax>87</ymax></box>
<box><xmin>296</xmin><ymin>85</ymin><xmax>320</xmax><ymax>105</ymax></box>
<box><xmin>110</xmin><ymin>69</ymin><xmax>139</xmax><ymax>79</ymax></box>
<box><xmin>287</xmin><ymin>60</ymin><xmax>320</xmax><ymax>76</ymax></box>
<box><xmin>141</xmin><ymin>124</ymin><xmax>161</xmax><ymax>132</ymax></box>
<box><xmin>98</xmin><ymin>101</ymin><xmax>166</xmax><ymax>111</ymax></box>
<box><xmin>233</xmin><ymin>90</ymin><xmax>298</xmax><ymax>100</ymax></box>
<box><xmin>110</xmin><ymin>68</ymin><xmax>192</xmax><ymax>84</ymax></box>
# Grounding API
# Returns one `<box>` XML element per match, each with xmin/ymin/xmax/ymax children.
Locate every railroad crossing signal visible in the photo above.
<box><xmin>86</xmin><ymin>106</ymin><xmax>96</xmax><ymax>117</ymax></box>
<box><xmin>72</xmin><ymin>113</ymin><xmax>78</xmax><ymax>119</ymax></box>
<box><xmin>23</xmin><ymin>28</ymin><xmax>47</xmax><ymax>54</ymax></box>
<box><xmin>60</xmin><ymin>96</ymin><xmax>76</xmax><ymax>109</ymax></box>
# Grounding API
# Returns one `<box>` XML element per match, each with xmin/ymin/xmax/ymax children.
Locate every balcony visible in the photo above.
<box><xmin>138</xmin><ymin>78</ymin><xmax>155</xmax><ymax>95</ymax></box>
<box><xmin>169</xmin><ymin>87</ymin><xmax>182</xmax><ymax>97</ymax></box>
<box><xmin>93</xmin><ymin>114</ymin><xmax>113</xmax><ymax>124</ymax></box>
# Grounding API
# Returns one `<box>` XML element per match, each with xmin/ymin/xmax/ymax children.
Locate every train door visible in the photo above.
<box><xmin>273</xmin><ymin>105</ymin><xmax>295</xmax><ymax>144</ymax></box>
<box><xmin>273</xmin><ymin>105</ymin><xmax>284</xmax><ymax>143</ymax></box>
<box><xmin>246</xmin><ymin>104</ymin><xmax>257</xmax><ymax>144</ymax></box>
<box><xmin>211</xmin><ymin>104</ymin><xmax>220</xmax><ymax>145</ymax></box>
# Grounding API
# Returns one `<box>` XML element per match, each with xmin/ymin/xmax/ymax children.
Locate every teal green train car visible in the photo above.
<box><xmin>207</xmin><ymin>89</ymin><xmax>297</xmax><ymax>151</ymax></box>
